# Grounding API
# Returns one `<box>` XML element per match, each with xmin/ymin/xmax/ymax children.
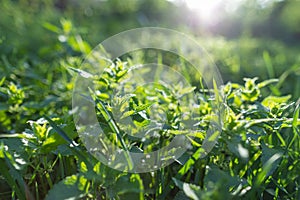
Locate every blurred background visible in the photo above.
<box><xmin>1</xmin><ymin>0</ymin><xmax>300</xmax><ymax>97</ymax></box>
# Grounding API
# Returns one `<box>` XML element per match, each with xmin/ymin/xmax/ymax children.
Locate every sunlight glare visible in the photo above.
<box><xmin>185</xmin><ymin>0</ymin><xmax>223</xmax><ymax>22</ymax></box>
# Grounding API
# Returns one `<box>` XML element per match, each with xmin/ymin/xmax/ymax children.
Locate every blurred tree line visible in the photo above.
<box><xmin>206</xmin><ymin>0</ymin><xmax>300</xmax><ymax>44</ymax></box>
<box><xmin>2</xmin><ymin>0</ymin><xmax>300</xmax><ymax>46</ymax></box>
<box><xmin>1</xmin><ymin>0</ymin><xmax>300</xmax><ymax>101</ymax></box>
<box><xmin>52</xmin><ymin>0</ymin><xmax>300</xmax><ymax>44</ymax></box>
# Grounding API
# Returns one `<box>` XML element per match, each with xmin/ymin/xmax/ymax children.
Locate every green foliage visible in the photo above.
<box><xmin>0</xmin><ymin>1</ymin><xmax>299</xmax><ymax>199</ymax></box>
<box><xmin>2</xmin><ymin>53</ymin><xmax>299</xmax><ymax>199</ymax></box>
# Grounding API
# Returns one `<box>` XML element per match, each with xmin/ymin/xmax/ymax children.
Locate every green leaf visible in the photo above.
<box><xmin>119</xmin><ymin>94</ymin><xmax>136</xmax><ymax>105</ymax></box>
<box><xmin>177</xmin><ymin>86</ymin><xmax>196</xmax><ymax>97</ymax></box>
<box><xmin>257</xmin><ymin>78</ymin><xmax>278</xmax><ymax>88</ymax></box>
<box><xmin>44</xmin><ymin>116</ymin><xmax>75</xmax><ymax>146</ymax></box>
<box><xmin>60</xmin><ymin>18</ymin><xmax>73</xmax><ymax>34</ymax></box>
<box><xmin>177</xmin><ymin>147</ymin><xmax>206</xmax><ymax>177</ymax></box>
<box><xmin>262</xmin><ymin>95</ymin><xmax>291</xmax><ymax>109</ymax></box>
<box><xmin>0</xmin><ymin>77</ymin><xmax>5</xmax><ymax>87</ymax></box>
<box><xmin>226</xmin><ymin>141</ymin><xmax>249</xmax><ymax>160</ymax></box>
<box><xmin>68</xmin><ymin>67</ymin><xmax>95</xmax><ymax>79</ymax></box>
<box><xmin>44</xmin><ymin>116</ymin><xmax>96</xmax><ymax>169</ymax></box>
<box><xmin>40</xmin><ymin>134</ymin><xmax>65</xmax><ymax>153</ymax></box>
<box><xmin>172</xmin><ymin>178</ymin><xmax>200</xmax><ymax>200</ymax></box>
<box><xmin>263</xmin><ymin>51</ymin><xmax>275</xmax><ymax>78</ymax></box>
<box><xmin>116</xmin><ymin>69</ymin><xmax>128</xmax><ymax>79</ymax></box>
<box><xmin>183</xmin><ymin>183</ymin><xmax>200</xmax><ymax>200</ymax></box>
<box><xmin>0</xmin><ymin>150</ymin><xmax>26</xmax><ymax>200</ymax></box>
<box><xmin>43</xmin><ymin>22</ymin><xmax>60</xmax><ymax>33</ymax></box>
<box><xmin>213</xmin><ymin>78</ymin><xmax>222</xmax><ymax>104</ymax></box>
<box><xmin>121</xmin><ymin>110</ymin><xmax>136</xmax><ymax>118</ymax></box>
<box><xmin>186</xmin><ymin>136</ymin><xmax>201</xmax><ymax>147</ymax></box>
<box><xmin>174</xmin><ymin>191</ymin><xmax>190</xmax><ymax>200</ymax></box>
<box><xmin>113</xmin><ymin>174</ymin><xmax>144</xmax><ymax>199</ymax></box>
<box><xmin>133</xmin><ymin>102</ymin><xmax>154</xmax><ymax>113</ymax></box>
<box><xmin>257</xmin><ymin>143</ymin><xmax>283</xmax><ymax>185</ymax></box>
<box><xmin>292</xmin><ymin>104</ymin><xmax>299</xmax><ymax>128</ymax></box>
<box><xmin>45</xmin><ymin>175</ymin><xmax>87</xmax><ymax>200</ymax></box>
<box><xmin>121</xmin><ymin>102</ymin><xmax>153</xmax><ymax>119</ymax></box>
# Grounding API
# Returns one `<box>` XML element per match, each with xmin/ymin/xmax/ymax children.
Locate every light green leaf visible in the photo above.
<box><xmin>0</xmin><ymin>77</ymin><xmax>5</xmax><ymax>87</ymax></box>
<box><xmin>43</xmin><ymin>22</ymin><xmax>60</xmax><ymax>33</ymax></box>
<box><xmin>292</xmin><ymin>104</ymin><xmax>299</xmax><ymax>128</ymax></box>
<box><xmin>257</xmin><ymin>79</ymin><xmax>278</xmax><ymax>88</ymax></box>
<box><xmin>177</xmin><ymin>86</ymin><xmax>196</xmax><ymax>97</ymax></box>
<box><xmin>262</xmin><ymin>95</ymin><xmax>291</xmax><ymax>109</ymax></box>
<box><xmin>121</xmin><ymin>102</ymin><xmax>153</xmax><ymax>119</ymax></box>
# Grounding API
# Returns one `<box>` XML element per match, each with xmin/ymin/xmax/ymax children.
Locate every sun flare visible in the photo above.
<box><xmin>185</xmin><ymin>0</ymin><xmax>223</xmax><ymax>22</ymax></box>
